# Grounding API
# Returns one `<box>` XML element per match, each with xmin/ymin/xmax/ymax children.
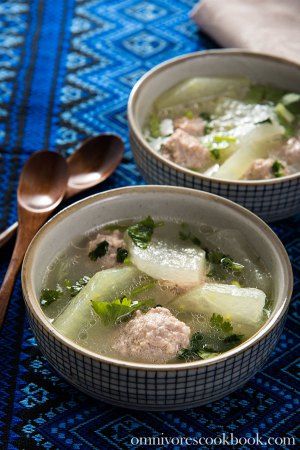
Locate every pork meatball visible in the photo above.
<box><xmin>162</xmin><ymin>129</ymin><xmax>210</xmax><ymax>170</ymax></box>
<box><xmin>174</xmin><ymin>116</ymin><xmax>205</xmax><ymax>136</ymax></box>
<box><xmin>113</xmin><ymin>307</ymin><xmax>191</xmax><ymax>363</ymax></box>
<box><xmin>281</xmin><ymin>137</ymin><xmax>300</xmax><ymax>166</ymax></box>
<box><xmin>243</xmin><ymin>158</ymin><xmax>286</xmax><ymax>180</ymax></box>
<box><xmin>88</xmin><ymin>230</ymin><xmax>126</xmax><ymax>269</ymax></box>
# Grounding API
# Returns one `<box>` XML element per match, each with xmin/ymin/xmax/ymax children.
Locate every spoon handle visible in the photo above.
<box><xmin>0</xmin><ymin>212</ymin><xmax>49</xmax><ymax>328</ymax></box>
<box><xmin>0</xmin><ymin>221</ymin><xmax>18</xmax><ymax>248</ymax></box>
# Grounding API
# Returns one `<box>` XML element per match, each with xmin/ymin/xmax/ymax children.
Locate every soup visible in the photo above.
<box><xmin>144</xmin><ymin>77</ymin><xmax>300</xmax><ymax>180</ymax></box>
<box><xmin>41</xmin><ymin>217</ymin><xmax>272</xmax><ymax>364</ymax></box>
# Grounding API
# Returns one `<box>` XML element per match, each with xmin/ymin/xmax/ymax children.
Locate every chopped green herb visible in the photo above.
<box><xmin>116</xmin><ymin>247</ymin><xmax>128</xmax><ymax>263</ymax></box>
<box><xmin>179</xmin><ymin>223</ymin><xmax>201</xmax><ymax>247</ymax></box>
<box><xmin>40</xmin><ymin>288</ymin><xmax>62</xmax><ymax>307</ymax></box>
<box><xmin>206</xmin><ymin>250</ymin><xmax>244</xmax><ymax>280</ymax></box>
<box><xmin>205</xmin><ymin>123</ymin><xmax>213</xmax><ymax>135</ymax></box>
<box><xmin>131</xmin><ymin>281</ymin><xmax>156</xmax><ymax>298</ymax></box>
<box><xmin>210</xmin><ymin>148</ymin><xmax>220</xmax><ymax>160</ymax></box>
<box><xmin>127</xmin><ymin>216</ymin><xmax>163</xmax><ymax>249</ymax></box>
<box><xmin>179</xmin><ymin>223</ymin><xmax>191</xmax><ymax>241</ymax></box>
<box><xmin>200</xmin><ymin>112</ymin><xmax>211</xmax><ymax>121</ymax></box>
<box><xmin>187</xmin><ymin>167</ymin><xmax>200</xmax><ymax>172</ymax></box>
<box><xmin>207</xmin><ymin>250</ymin><xmax>224</xmax><ymax>264</ymax></box>
<box><xmin>149</xmin><ymin>114</ymin><xmax>161</xmax><ymax>138</ymax></box>
<box><xmin>190</xmin><ymin>331</ymin><xmax>205</xmax><ymax>348</ymax></box>
<box><xmin>191</xmin><ymin>235</ymin><xmax>202</xmax><ymax>247</ymax></box>
<box><xmin>184</xmin><ymin>110</ymin><xmax>194</xmax><ymax>119</ymax></box>
<box><xmin>65</xmin><ymin>276</ymin><xmax>90</xmax><ymax>297</ymax></box>
<box><xmin>92</xmin><ymin>297</ymin><xmax>155</xmax><ymax>326</ymax></box>
<box><xmin>264</xmin><ymin>297</ymin><xmax>272</xmax><ymax>310</ymax></box>
<box><xmin>246</xmin><ymin>84</ymin><xmax>285</xmax><ymax>104</ymax></box>
<box><xmin>255</xmin><ymin>118</ymin><xmax>272</xmax><ymax>125</ymax></box>
<box><xmin>88</xmin><ymin>240</ymin><xmax>109</xmax><ymax>261</ymax></box>
<box><xmin>220</xmin><ymin>257</ymin><xmax>244</xmax><ymax>272</ymax></box>
<box><xmin>178</xmin><ymin>332</ymin><xmax>204</xmax><ymax>360</ymax></box>
<box><xmin>198</xmin><ymin>351</ymin><xmax>220</xmax><ymax>359</ymax></box>
<box><xmin>178</xmin><ymin>333</ymin><xmax>223</xmax><ymax>361</ymax></box>
<box><xmin>246</xmin><ymin>84</ymin><xmax>266</xmax><ymax>103</ymax></box>
<box><xmin>223</xmin><ymin>334</ymin><xmax>244</xmax><ymax>344</ymax></box>
<box><xmin>210</xmin><ymin>313</ymin><xmax>233</xmax><ymax>334</ymax></box>
<box><xmin>105</xmin><ymin>224</ymin><xmax>129</xmax><ymax>232</ymax></box>
<box><xmin>272</xmin><ymin>160</ymin><xmax>285</xmax><ymax>178</ymax></box>
<box><xmin>281</xmin><ymin>92</ymin><xmax>300</xmax><ymax>114</ymax></box>
<box><xmin>231</xmin><ymin>280</ymin><xmax>241</xmax><ymax>288</ymax></box>
<box><xmin>263</xmin><ymin>86</ymin><xmax>286</xmax><ymax>103</ymax></box>
<box><xmin>213</xmin><ymin>135</ymin><xmax>237</xmax><ymax>143</ymax></box>
<box><xmin>275</xmin><ymin>103</ymin><xmax>295</xmax><ymax>124</ymax></box>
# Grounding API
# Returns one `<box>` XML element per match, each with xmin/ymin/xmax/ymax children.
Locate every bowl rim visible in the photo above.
<box><xmin>22</xmin><ymin>185</ymin><xmax>293</xmax><ymax>371</ymax></box>
<box><xmin>127</xmin><ymin>49</ymin><xmax>300</xmax><ymax>186</ymax></box>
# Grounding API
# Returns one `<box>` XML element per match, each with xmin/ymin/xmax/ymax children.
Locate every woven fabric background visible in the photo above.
<box><xmin>0</xmin><ymin>1</ymin><xmax>299</xmax><ymax>448</ymax></box>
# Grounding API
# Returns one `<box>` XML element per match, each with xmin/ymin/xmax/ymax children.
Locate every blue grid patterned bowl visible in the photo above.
<box><xmin>128</xmin><ymin>50</ymin><xmax>300</xmax><ymax>222</ymax></box>
<box><xmin>22</xmin><ymin>186</ymin><xmax>293</xmax><ymax>410</ymax></box>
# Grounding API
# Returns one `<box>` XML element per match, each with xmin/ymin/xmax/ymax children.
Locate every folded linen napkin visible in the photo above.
<box><xmin>191</xmin><ymin>0</ymin><xmax>300</xmax><ymax>63</ymax></box>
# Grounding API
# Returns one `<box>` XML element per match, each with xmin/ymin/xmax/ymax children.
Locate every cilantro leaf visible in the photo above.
<box><xmin>179</xmin><ymin>223</ymin><xmax>191</xmax><ymax>241</ymax></box>
<box><xmin>178</xmin><ymin>332</ymin><xmax>204</xmax><ymax>360</ymax></box>
<box><xmin>179</xmin><ymin>223</ymin><xmax>202</xmax><ymax>247</ymax></box>
<box><xmin>213</xmin><ymin>135</ymin><xmax>237</xmax><ymax>144</ymax></box>
<box><xmin>88</xmin><ymin>240</ymin><xmax>109</xmax><ymax>261</ymax></box>
<box><xmin>272</xmin><ymin>160</ymin><xmax>285</xmax><ymax>178</ymax></box>
<box><xmin>246</xmin><ymin>84</ymin><xmax>285</xmax><ymax>104</ymax></box>
<box><xmin>198</xmin><ymin>351</ymin><xmax>220</xmax><ymax>359</ymax></box>
<box><xmin>220</xmin><ymin>257</ymin><xmax>244</xmax><ymax>272</ymax></box>
<box><xmin>255</xmin><ymin>118</ymin><xmax>272</xmax><ymax>125</ymax></box>
<box><xmin>281</xmin><ymin>92</ymin><xmax>300</xmax><ymax>114</ymax></box>
<box><xmin>206</xmin><ymin>250</ymin><xmax>244</xmax><ymax>280</ymax></box>
<box><xmin>127</xmin><ymin>216</ymin><xmax>163</xmax><ymax>249</ymax></box>
<box><xmin>65</xmin><ymin>276</ymin><xmax>90</xmax><ymax>297</ymax></box>
<box><xmin>210</xmin><ymin>313</ymin><xmax>233</xmax><ymax>334</ymax></box>
<box><xmin>92</xmin><ymin>297</ymin><xmax>155</xmax><ymax>326</ymax></box>
<box><xmin>149</xmin><ymin>114</ymin><xmax>161</xmax><ymax>138</ymax></box>
<box><xmin>191</xmin><ymin>235</ymin><xmax>202</xmax><ymax>247</ymax></box>
<box><xmin>131</xmin><ymin>281</ymin><xmax>156</xmax><ymax>298</ymax></box>
<box><xmin>210</xmin><ymin>148</ymin><xmax>220</xmax><ymax>161</ymax></box>
<box><xmin>184</xmin><ymin>110</ymin><xmax>194</xmax><ymax>119</ymax></box>
<box><xmin>105</xmin><ymin>224</ymin><xmax>129</xmax><ymax>232</ymax></box>
<box><xmin>178</xmin><ymin>333</ymin><xmax>222</xmax><ymax>361</ymax></box>
<box><xmin>40</xmin><ymin>288</ymin><xmax>62</xmax><ymax>307</ymax></box>
<box><xmin>200</xmin><ymin>112</ymin><xmax>211</xmax><ymax>121</ymax></box>
<box><xmin>116</xmin><ymin>247</ymin><xmax>128</xmax><ymax>263</ymax></box>
<box><xmin>223</xmin><ymin>334</ymin><xmax>244</xmax><ymax>344</ymax></box>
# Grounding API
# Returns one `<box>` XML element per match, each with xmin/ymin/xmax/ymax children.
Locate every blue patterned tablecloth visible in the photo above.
<box><xmin>0</xmin><ymin>1</ymin><xmax>299</xmax><ymax>448</ymax></box>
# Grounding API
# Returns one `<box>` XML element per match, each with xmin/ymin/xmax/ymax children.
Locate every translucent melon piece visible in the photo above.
<box><xmin>53</xmin><ymin>267</ymin><xmax>144</xmax><ymax>340</ymax></box>
<box><xmin>155</xmin><ymin>77</ymin><xmax>250</xmax><ymax>109</ymax></box>
<box><xmin>126</xmin><ymin>233</ymin><xmax>206</xmax><ymax>286</ymax></box>
<box><xmin>172</xmin><ymin>283</ymin><xmax>266</xmax><ymax>326</ymax></box>
<box><xmin>213</xmin><ymin>123</ymin><xmax>284</xmax><ymax>180</ymax></box>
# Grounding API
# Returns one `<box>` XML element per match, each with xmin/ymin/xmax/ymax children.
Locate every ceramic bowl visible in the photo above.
<box><xmin>128</xmin><ymin>50</ymin><xmax>300</xmax><ymax>222</ymax></box>
<box><xmin>22</xmin><ymin>186</ymin><xmax>293</xmax><ymax>410</ymax></box>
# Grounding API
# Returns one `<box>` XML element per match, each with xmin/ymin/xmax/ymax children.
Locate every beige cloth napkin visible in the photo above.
<box><xmin>191</xmin><ymin>0</ymin><xmax>300</xmax><ymax>63</ymax></box>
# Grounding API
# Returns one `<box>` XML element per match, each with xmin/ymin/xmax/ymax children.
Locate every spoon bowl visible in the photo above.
<box><xmin>19</xmin><ymin>151</ymin><xmax>69</xmax><ymax>212</ymax></box>
<box><xmin>66</xmin><ymin>134</ymin><xmax>124</xmax><ymax>198</ymax></box>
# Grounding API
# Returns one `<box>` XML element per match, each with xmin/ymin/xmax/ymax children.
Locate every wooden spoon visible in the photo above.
<box><xmin>0</xmin><ymin>151</ymin><xmax>68</xmax><ymax>328</ymax></box>
<box><xmin>0</xmin><ymin>134</ymin><xmax>124</xmax><ymax>247</ymax></box>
